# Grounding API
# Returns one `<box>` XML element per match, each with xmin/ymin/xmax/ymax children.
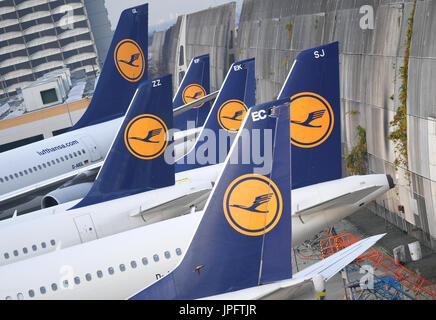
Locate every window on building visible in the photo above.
<box><xmin>40</xmin><ymin>88</ymin><xmax>58</xmax><ymax>105</ymax></box>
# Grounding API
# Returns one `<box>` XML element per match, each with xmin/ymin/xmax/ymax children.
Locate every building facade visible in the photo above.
<box><xmin>0</xmin><ymin>0</ymin><xmax>111</xmax><ymax>99</ymax></box>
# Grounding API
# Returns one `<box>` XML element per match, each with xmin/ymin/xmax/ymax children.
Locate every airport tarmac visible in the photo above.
<box><xmin>292</xmin><ymin>206</ymin><xmax>436</xmax><ymax>300</ymax></box>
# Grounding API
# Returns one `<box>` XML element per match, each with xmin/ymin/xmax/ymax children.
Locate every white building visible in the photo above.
<box><xmin>21</xmin><ymin>68</ymin><xmax>71</xmax><ymax>112</ymax></box>
<box><xmin>0</xmin><ymin>0</ymin><xmax>112</xmax><ymax>99</ymax></box>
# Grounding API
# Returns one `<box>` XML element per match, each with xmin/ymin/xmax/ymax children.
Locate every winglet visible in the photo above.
<box><xmin>279</xmin><ymin>42</ymin><xmax>341</xmax><ymax>189</ymax></box>
<box><xmin>71</xmin><ymin>4</ymin><xmax>148</xmax><ymax>130</ymax></box>
<box><xmin>71</xmin><ymin>75</ymin><xmax>174</xmax><ymax>209</ymax></box>
<box><xmin>173</xmin><ymin>54</ymin><xmax>211</xmax><ymax>130</ymax></box>
<box><xmin>130</xmin><ymin>100</ymin><xmax>291</xmax><ymax>300</ymax></box>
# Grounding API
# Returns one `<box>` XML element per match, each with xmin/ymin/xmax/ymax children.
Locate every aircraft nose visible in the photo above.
<box><xmin>386</xmin><ymin>174</ymin><xmax>395</xmax><ymax>189</ymax></box>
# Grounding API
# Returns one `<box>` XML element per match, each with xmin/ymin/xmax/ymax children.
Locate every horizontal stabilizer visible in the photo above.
<box><xmin>173</xmin><ymin>91</ymin><xmax>219</xmax><ymax>117</ymax></box>
<box><xmin>129</xmin><ymin>182</ymin><xmax>213</xmax><ymax>217</ymax></box>
<box><xmin>295</xmin><ymin>186</ymin><xmax>382</xmax><ymax>216</ymax></box>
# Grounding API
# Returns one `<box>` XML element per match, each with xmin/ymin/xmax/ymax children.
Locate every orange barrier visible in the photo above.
<box><xmin>319</xmin><ymin>233</ymin><xmax>436</xmax><ymax>300</ymax></box>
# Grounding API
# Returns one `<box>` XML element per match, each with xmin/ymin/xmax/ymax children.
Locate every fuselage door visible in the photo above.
<box><xmin>73</xmin><ymin>214</ymin><xmax>98</xmax><ymax>243</ymax></box>
<box><xmin>78</xmin><ymin>135</ymin><xmax>102</xmax><ymax>163</ymax></box>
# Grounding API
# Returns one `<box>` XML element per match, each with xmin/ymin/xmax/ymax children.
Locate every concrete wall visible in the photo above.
<box><xmin>148</xmin><ymin>2</ymin><xmax>236</xmax><ymax>94</ymax></box>
<box><xmin>235</xmin><ymin>0</ymin><xmax>436</xmax><ymax>248</ymax></box>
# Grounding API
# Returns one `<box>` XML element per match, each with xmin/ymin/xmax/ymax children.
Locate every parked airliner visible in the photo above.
<box><xmin>0</xmin><ymin>4</ymin><xmax>215</xmax><ymax>218</ymax></box>
<box><xmin>0</xmin><ymin>56</ymin><xmax>257</xmax><ymax>266</ymax></box>
<box><xmin>0</xmin><ymin>43</ymin><xmax>393</xmax><ymax>273</ymax></box>
<box><xmin>0</xmin><ymin>98</ymin><xmax>385</xmax><ymax>300</ymax></box>
<box><xmin>131</xmin><ymin>102</ymin><xmax>385</xmax><ymax>300</ymax></box>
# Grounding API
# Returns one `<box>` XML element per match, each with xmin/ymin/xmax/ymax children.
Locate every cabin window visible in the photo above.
<box><xmin>164</xmin><ymin>251</ymin><xmax>170</xmax><ymax>259</ymax></box>
<box><xmin>13</xmin><ymin>250</ymin><xmax>18</xmax><ymax>256</ymax></box>
<box><xmin>17</xmin><ymin>293</ymin><xmax>24</xmax><ymax>300</ymax></box>
<box><xmin>40</xmin><ymin>287</ymin><xmax>46</xmax><ymax>294</ymax></box>
<box><xmin>73</xmin><ymin>152</ymin><xmax>77</xmax><ymax>157</ymax></box>
<box><xmin>0</xmin><ymin>178</ymin><xmax>3</xmax><ymax>183</ymax></box>
<box><xmin>56</xmin><ymin>159</ymin><xmax>60</xmax><ymax>163</ymax></box>
<box><xmin>78</xmin><ymin>150</ymin><xmax>81</xmax><ymax>156</ymax></box>
<box><xmin>4</xmin><ymin>253</ymin><xmax>9</xmax><ymax>259</ymax></box>
<box><xmin>82</xmin><ymin>149</ymin><xmax>86</xmax><ymax>154</ymax></box>
<box><xmin>50</xmin><ymin>239</ymin><xmax>56</xmax><ymax>246</ymax></box>
<box><xmin>63</xmin><ymin>280</ymin><xmax>69</xmax><ymax>288</ymax></box>
<box><xmin>5</xmin><ymin>296</ymin><xmax>12</xmax><ymax>300</ymax></box>
<box><xmin>119</xmin><ymin>264</ymin><xmax>126</xmax><ymax>272</ymax></box>
<box><xmin>51</xmin><ymin>160</ymin><xmax>55</xmax><ymax>165</ymax></box>
<box><xmin>142</xmin><ymin>257</ymin><xmax>148</xmax><ymax>266</ymax></box>
<box><xmin>23</xmin><ymin>247</ymin><xmax>28</xmax><ymax>254</ymax></box>
<box><xmin>41</xmin><ymin>242</ymin><xmax>46</xmax><ymax>249</ymax></box>
<box><xmin>85</xmin><ymin>273</ymin><xmax>92</xmax><ymax>281</ymax></box>
<box><xmin>130</xmin><ymin>261</ymin><xmax>137</xmax><ymax>269</ymax></box>
<box><xmin>38</xmin><ymin>165</ymin><xmax>42</xmax><ymax>170</ymax></box>
<box><xmin>32</xmin><ymin>245</ymin><xmax>37</xmax><ymax>251</ymax></box>
<box><xmin>19</xmin><ymin>172</ymin><xmax>23</xmax><ymax>176</ymax></box>
<box><xmin>74</xmin><ymin>276</ymin><xmax>80</xmax><ymax>285</ymax></box>
<box><xmin>176</xmin><ymin>248</ymin><xmax>182</xmax><ymax>256</ymax></box>
<box><xmin>108</xmin><ymin>267</ymin><xmax>114</xmax><ymax>275</ymax></box>
<box><xmin>97</xmin><ymin>270</ymin><xmax>103</xmax><ymax>278</ymax></box>
<box><xmin>28</xmin><ymin>168</ymin><xmax>33</xmax><ymax>173</ymax></box>
<box><xmin>33</xmin><ymin>166</ymin><xmax>37</xmax><ymax>171</ymax></box>
<box><xmin>28</xmin><ymin>290</ymin><xmax>34</xmax><ymax>298</ymax></box>
<box><xmin>60</xmin><ymin>157</ymin><xmax>64</xmax><ymax>162</ymax></box>
<box><xmin>69</xmin><ymin>154</ymin><xmax>73</xmax><ymax>159</ymax></box>
<box><xmin>14</xmin><ymin>173</ymin><xmax>18</xmax><ymax>178</ymax></box>
<box><xmin>4</xmin><ymin>176</ymin><xmax>8</xmax><ymax>181</ymax></box>
<box><xmin>9</xmin><ymin>174</ymin><xmax>13</xmax><ymax>180</ymax></box>
<box><xmin>42</xmin><ymin>163</ymin><xmax>46</xmax><ymax>168</ymax></box>
<box><xmin>51</xmin><ymin>283</ymin><xmax>57</xmax><ymax>291</ymax></box>
<box><xmin>153</xmin><ymin>254</ymin><xmax>159</xmax><ymax>262</ymax></box>
<box><xmin>47</xmin><ymin>162</ymin><xmax>51</xmax><ymax>167</ymax></box>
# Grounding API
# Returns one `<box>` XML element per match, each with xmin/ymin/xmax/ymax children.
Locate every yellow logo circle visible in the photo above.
<box><xmin>223</xmin><ymin>174</ymin><xmax>283</xmax><ymax>236</ymax></box>
<box><xmin>124</xmin><ymin>114</ymin><xmax>169</xmax><ymax>159</ymax></box>
<box><xmin>182</xmin><ymin>84</ymin><xmax>206</xmax><ymax>109</ymax></box>
<box><xmin>217</xmin><ymin>99</ymin><xmax>248</xmax><ymax>133</ymax></box>
<box><xmin>114</xmin><ymin>39</ymin><xmax>145</xmax><ymax>82</ymax></box>
<box><xmin>290</xmin><ymin>92</ymin><xmax>334</xmax><ymax>148</ymax></box>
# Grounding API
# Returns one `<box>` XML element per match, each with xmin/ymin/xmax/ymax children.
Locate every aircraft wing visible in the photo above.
<box><xmin>295</xmin><ymin>186</ymin><xmax>382</xmax><ymax>216</ymax></box>
<box><xmin>201</xmin><ymin>233</ymin><xmax>385</xmax><ymax>300</ymax></box>
<box><xmin>292</xmin><ymin>233</ymin><xmax>385</xmax><ymax>281</ymax></box>
<box><xmin>173</xmin><ymin>91</ymin><xmax>219</xmax><ymax>116</ymax></box>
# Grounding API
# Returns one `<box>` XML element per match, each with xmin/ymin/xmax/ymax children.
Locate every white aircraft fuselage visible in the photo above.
<box><xmin>0</xmin><ymin>173</ymin><xmax>391</xmax><ymax>300</ymax></box>
<box><xmin>0</xmin><ymin>170</ymin><xmax>391</xmax><ymax>268</ymax></box>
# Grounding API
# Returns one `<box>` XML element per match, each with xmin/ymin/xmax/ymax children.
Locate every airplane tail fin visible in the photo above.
<box><xmin>71</xmin><ymin>75</ymin><xmax>174</xmax><ymax>209</ymax></box>
<box><xmin>279</xmin><ymin>41</ymin><xmax>341</xmax><ymax>189</ymax></box>
<box><xmin>130</xmin><ymin>101</ymin><xmax>292</xmax><ymax>300</ymax></box>
<box><xmin>175</xmin><ymin>58</ymin><xmax>256</xmax><ymax>172</ymax></box>
<box><xmin>71</xmin><ymin>4</ymin><xmax>148</xmax><ymax>131</ymax></box>
<box><xmin>173</xmin><ymin>54</ymin><xmax>210</xmax><ymax>130</ymax></box>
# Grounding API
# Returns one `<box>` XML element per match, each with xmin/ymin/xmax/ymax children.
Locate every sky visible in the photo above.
<box><xmin>104</xmin><ymin>0</ymin><xmax>243</xmax><ymax>31</ymax></box>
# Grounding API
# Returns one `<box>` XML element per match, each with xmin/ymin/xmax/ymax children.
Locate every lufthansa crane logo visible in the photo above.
<box><xmin>223</xmin><ymin>174</ymin><xmax>283</xmax><ymax>236</ymax></box>
<box><xmin>217</xmin><ymin>100</ymin><xmax>248</xmax><ymax>133</ymax></box>
<box><xmin>290</xmin><ymin>92</ymin><xmax>334</xmax><ymax>148</ymax></box>
<box><xmin>182</xmin><ymin>84</ymin><xmax>207</xmax><ymax>109</ymax></box>
<box><xmin>124</xmin><ymin>114</ymin><xmax>169</xmax><ymax>159</ymax></box>
<box><xmin>114</xmin><ymin>39</ymin><xmax>145</xmax><ymax>82</ymax></box>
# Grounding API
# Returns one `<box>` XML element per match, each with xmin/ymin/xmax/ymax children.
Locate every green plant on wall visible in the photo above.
<box><xmin>285</xmin><ymin>22</ymin><xmax>292</xmax><ymax>41</ymax></box>
<box><xmin>345</xmin><ymin>125</ymin><xmax>367</xmax><ymax>175</ymax></box>
<box><xmin>387</xmin><ymin>0</ymin><xmax>416</xmax><ymax>174</ymax></box>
